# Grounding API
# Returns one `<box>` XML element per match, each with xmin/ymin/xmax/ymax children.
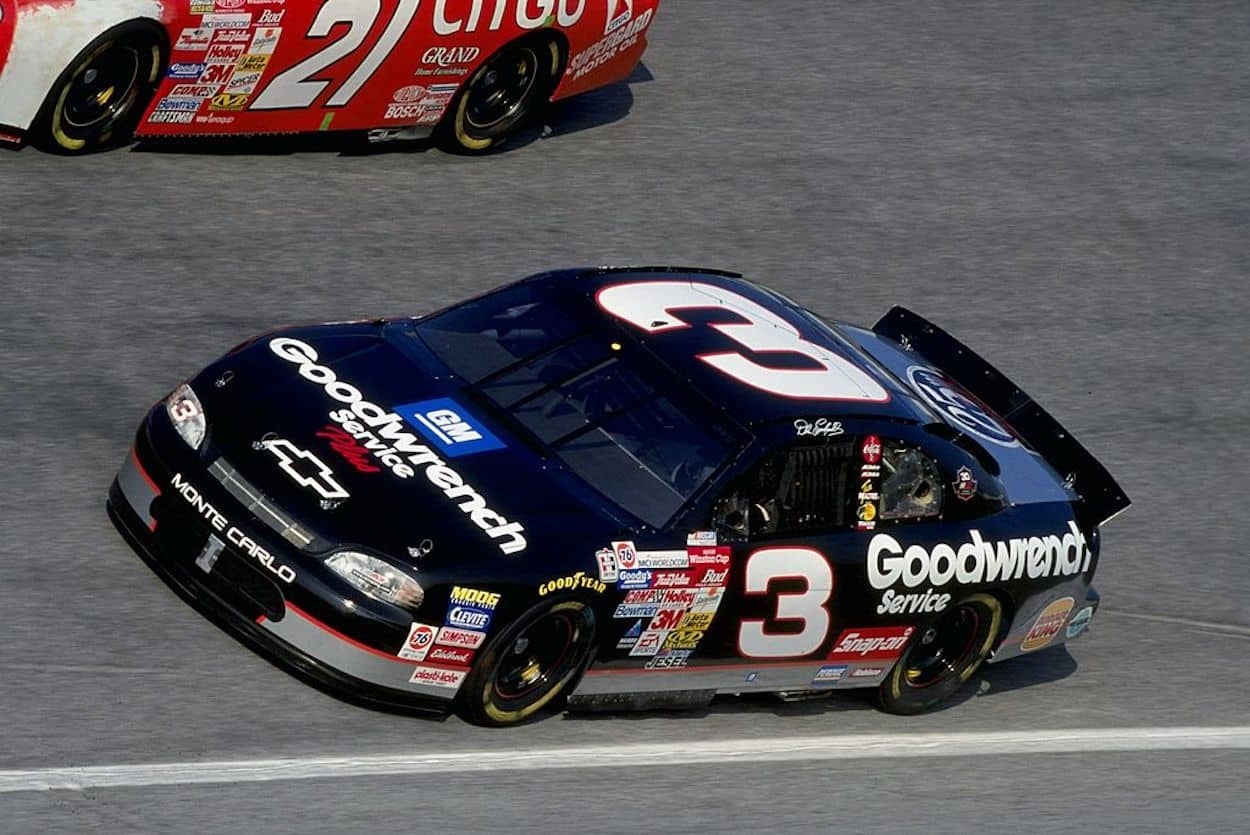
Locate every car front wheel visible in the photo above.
<box><xmin>32</xmin><ymin>22</ymin><xmax>164</xmax><ymax>154</ymax></box>
<box><xmin>457</xmin><ymin>597</ymin><xmax>596</xmax><ymax>726</ymax></box>
<box><xmin>877</xmin><ymin>593</ymin><xmax>1003</xmax><ymax>715</ymax></box>
<box><xmin>437</xmin><ymin>35</ymin><xmax>561</xmax><ymax>154</ymax></box>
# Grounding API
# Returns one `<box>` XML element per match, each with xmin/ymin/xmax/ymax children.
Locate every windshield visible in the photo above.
<box><xmin>415</xmin><ymin>285</ymin><xmax>738</xmax><ymax>526</ymax></box>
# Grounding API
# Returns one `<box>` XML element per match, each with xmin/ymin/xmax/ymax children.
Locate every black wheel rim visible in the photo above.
<box><xmin>903</xmin><ymin>604</ymin><xmax>982</xmax><ymax>689</ymax></box>
<box><xmin>493</xmin><ymin>610</ymin><xmax>582</xmax><ymax>704</ymax></box>
<box><xmin>465</xmin><ymin>46</ymin><xmax>539</xmax><ymax>132</ymax></box>
<box><xmin>63</xmin><ymin>45</ymin><xmax>142</xmax><ymax>131</ymax></box>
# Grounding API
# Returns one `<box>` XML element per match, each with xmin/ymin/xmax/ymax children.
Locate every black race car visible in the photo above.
<box><xmin>108</xmin><ymin>267</ymin><xmax>1129</xmax><ymax>726</ymax></box>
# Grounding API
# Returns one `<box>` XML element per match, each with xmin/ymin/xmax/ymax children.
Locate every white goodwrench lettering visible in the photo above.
<box><xmin>268</xmin><ymin>337</ymin><xmax>526</xmax><ymax>555</ymax></box>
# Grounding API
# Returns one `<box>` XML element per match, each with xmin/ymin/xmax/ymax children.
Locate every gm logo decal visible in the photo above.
<box><xmin>394</xmin><ymin>398</ymin><xmax>504</xmax><ymax>457</ymax></box>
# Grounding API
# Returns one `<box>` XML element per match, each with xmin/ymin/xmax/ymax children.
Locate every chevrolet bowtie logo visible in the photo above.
<box><xmin>262</xmin><ymin>438</ymin><xmax>349</xmax><ymax>501</ymax></box>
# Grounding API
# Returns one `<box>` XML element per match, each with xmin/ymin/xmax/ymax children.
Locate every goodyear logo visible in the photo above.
<box><xmin>539</xmin><ymin>571</ymin><xmax>607</xmax><ymax>596</ymax></box>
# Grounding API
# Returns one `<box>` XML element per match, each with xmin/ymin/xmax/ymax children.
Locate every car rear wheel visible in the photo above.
<box><xmin>32</xmin><ymin>23</ymin><xmax>164</xmax><ymax>154</ymax></box>
<box><xmin>877</xmin><ymin>593</ymin><xmax>1002</xmax><ymax>715</ymax></box>
<box><xmin>436</xmin><ymin>35</ymin><xmax>562</xmax><ymax>154</ymax></box>
<box><xmin>457</xmin><ymin>598</ymin><xmax>595</xmax><ymax>726</ymax></box>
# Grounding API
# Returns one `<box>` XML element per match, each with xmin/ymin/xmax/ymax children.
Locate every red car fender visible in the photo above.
<box><xmin>0</xmin><ymin>0</ymin><xmax>177</xmax><ymax>135</ymax></box>
<box><xmin>136</xmin><ymin>0</ymin><xmax>661</xmax><ymax>139</ymax></box>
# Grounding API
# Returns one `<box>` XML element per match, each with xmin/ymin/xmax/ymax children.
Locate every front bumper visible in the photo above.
<box><xmin>106</xmin><ymin>408</ymin><xmax>456</xmax><ymax>715</ymax></box>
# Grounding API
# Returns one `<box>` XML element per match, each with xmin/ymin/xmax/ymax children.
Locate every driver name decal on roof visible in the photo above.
<box><xmin>595</xmin><ymin>281</ymin><xmax>891</xmax><ymax>402</ymax></box>
<box><xmin>268</xmin><ymin>337</ymin><xmax>526</xmax><ymax>555</ymax></box>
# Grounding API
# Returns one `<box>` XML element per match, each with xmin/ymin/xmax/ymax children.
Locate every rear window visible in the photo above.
<box><xmin>416</xmin><ymin>285</ymin><xmax>738</xmax><ymax>526</ymax></box>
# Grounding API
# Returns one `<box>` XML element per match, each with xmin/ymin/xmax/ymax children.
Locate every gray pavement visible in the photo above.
<box><xmin>1</xmin><ymin>0</ymin><xmax>1248</xmax><ymax>832</ymax></box>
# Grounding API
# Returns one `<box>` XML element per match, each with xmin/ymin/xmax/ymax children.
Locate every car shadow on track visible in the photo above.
<box><xmin>129</xmin><ymin>64</ymin><xmax>651</xmax><ymax>159</ymax></box>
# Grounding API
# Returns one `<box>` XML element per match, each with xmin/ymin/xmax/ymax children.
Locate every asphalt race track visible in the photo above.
<box><xmin>2</xmin><ymin>1</ymin><xmax>1248</xmax><ymax>832</ymax></box>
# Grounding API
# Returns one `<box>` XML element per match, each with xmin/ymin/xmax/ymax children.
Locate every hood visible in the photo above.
<box><xmin>191</xmin><ymin>322</ymin><xmax>621</xmax><ymax>576</ymax></box>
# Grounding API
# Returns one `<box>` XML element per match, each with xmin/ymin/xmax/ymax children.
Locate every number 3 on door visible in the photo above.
<box><xmin>738</xmin><ymin>547</ymin><xmax>833</xmax><ymax>658</ymax></box>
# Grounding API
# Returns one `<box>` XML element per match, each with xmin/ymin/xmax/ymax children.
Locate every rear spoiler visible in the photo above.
<box><xmin>873</xmin><ymin>306</ymin><xmax>1130</xmax><ymax>525</ymax></box>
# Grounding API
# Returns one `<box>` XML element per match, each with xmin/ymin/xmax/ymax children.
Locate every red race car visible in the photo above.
<box><xmin>0</xmin><ymin>0</ymin><xmax>657</xmax><ymax>154</ymax></box>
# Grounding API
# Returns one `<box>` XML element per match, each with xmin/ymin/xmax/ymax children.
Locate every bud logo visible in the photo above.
<box><xmin>828</xmin><ymin>626</ymin><xmax>916</xmax><ymax>662</ymax></box>
<box><xmin>395</xmin><ymin>398</ymin><xmax>504</xmax><ymax>457</ymax></box>
<box><xmin>698</xmin><ymin>568</ymin><xmax>729</xmax><ymax>587</ymax></box>
<box><xmin>262</xmin><ymin>438</ymin><xmax>349</xmax><ymax>500</ymax></box>
<box><xmin>427</xmin><ymin>645</ymin><xmax>474</xmax><ymax>666</ymax></box>
<box><xmin>257</xmin><ymin>9</ymin><xmax>284</xmax><ymax>25</ymax></box>
<box><xmin>398</xmin><ymin>623</ymin><xmax>436</xmax><ymax>661</ymax></box>
<box><xmin>436</xmin><ymin>626</ymin><xmax>485</xmax><ymax>649</ymax></box>
<box><xmin>409</xmin><ymin>665</ymin><xmax>466</xmax><ymax>689</ymax></box>
<box><xmin>1021</xmin><ymin>597</ymin><xmax>1074</xmax><ymax>652</ymax></box>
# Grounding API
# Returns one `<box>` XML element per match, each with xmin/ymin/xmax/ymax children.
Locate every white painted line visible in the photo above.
<box><xmin>3</xmin><ymin>726</ymin><xmax>1250</xmax><ymax>794</ymax></box>
<box><xmin>1100</xmin><ymin>609</ymin><xmax>1250</xmax><ymax>637</ymax></box>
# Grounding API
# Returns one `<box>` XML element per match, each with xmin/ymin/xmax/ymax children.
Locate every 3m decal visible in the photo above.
<box><xmin>596</xmin><ymin>282</ymin><xmax>890</xmax><ymax>401</ymax></box>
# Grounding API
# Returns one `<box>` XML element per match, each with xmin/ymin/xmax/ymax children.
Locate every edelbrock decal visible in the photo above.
<box><xmin>868</xmin><ymin>523</ymin><xmax>1091</xmax><ymax>615</ymax></box>
<box><xmin>268</xmin><ymin>338</ymin><xmax>525</xmax><ymax>554</ymax></box>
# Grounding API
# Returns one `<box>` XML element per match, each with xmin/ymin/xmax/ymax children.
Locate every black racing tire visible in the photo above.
<box><xmin>435</xmin><ymin>34</ymin><xmax>562</xmax><ymax>154</ymax></box>
<box><xmin>31</xmin><ymin>22</ymin><xmax>165</xmax><ymax>155</ymax></box>
<box><xmin>456</xmin><ymin>597</ymin><xmax>596</xmax><ymax>727</ymax></box>
<box><xmin>877</xmin><ymin>593</ymin><xmax>1002</xmax><ymax>715</ymax></box>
